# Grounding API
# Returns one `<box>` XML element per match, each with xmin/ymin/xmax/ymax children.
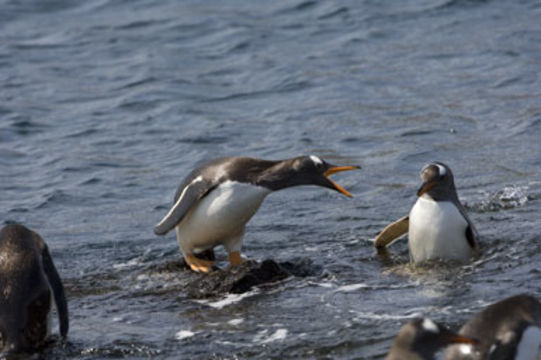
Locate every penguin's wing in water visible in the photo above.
<box><xmin>41</xmin><ymin>244</ymin><xmax>69</xmax><ymax>338</ymax></box>
<box><xmin>154</xmin><ymin>177</ymin><xmax>216</xmax><ymax>235</ymax></box>
<box><xmin>374</xmin><ymin>216</ymin><xmax>409</xmax><ymax>249</ymax></box>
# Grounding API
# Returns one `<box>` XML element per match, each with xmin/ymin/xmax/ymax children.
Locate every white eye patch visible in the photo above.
<box><xmin>435</xmin><ymin>163</ymin><xmax>447</xmax><ymax>177</ymax></box>
<box><xmin>459</xmin><ymin>344</ymin><xmax>474</xmax><ymax>355</ymax></box>
<box><xmin>422</xmin><ymin>318</ymin><xmax>439</xmax><ymax>333</ymax></box>
<box><xmin>310</xmin><ymin>155</ymin><xmax>323</xmax><ymax>166</ymax></box>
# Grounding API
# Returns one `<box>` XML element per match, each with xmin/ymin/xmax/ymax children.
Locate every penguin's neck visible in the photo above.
<box><xmin>255</xmin><ymin>160</ymin><xmax>302</xmax><ymax>191</ymax></box>
<box><xmin>426</xmin><ymin>184</ymin><xmax>459</xmax><ymax>202</ymax></box>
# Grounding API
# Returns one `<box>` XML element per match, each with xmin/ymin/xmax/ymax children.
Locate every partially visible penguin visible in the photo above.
<box><xmin>154</xmin><ymin>155</ymin><xmax>359</xmax><ymax>272</ymax></box>
<box><xmin>445</xmin><ymin>294</ymin><xmax>541</xmax><ymax>360</ymax></box>
<box><xmin>386</xmin><ymin>318</ymin><xmax>477</xmax><ymax>360</ymax></box>
<box><xmin>374</xmin><ymin>162</ymin><xmax>479</xmax><ymax>263</ymax></box>
<box><xmin>0</xmin><ymin>224</ymin><xmax>69</xmax><ymax>355</ymax></box>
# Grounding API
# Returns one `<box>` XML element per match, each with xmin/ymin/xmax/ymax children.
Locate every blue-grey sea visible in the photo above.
<box><xmin>1</xmin><ymin>0</ymin><xmax>541</xmax><ymax>358</ymax></box>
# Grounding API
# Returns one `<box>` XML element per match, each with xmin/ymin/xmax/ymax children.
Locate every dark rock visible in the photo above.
<box><xmin>185</xmin><ymin>259</ymin><xmax>290</xmax><ymax>299</ymax></box>
<box><xmin>279</xmin><ymin>257</ymin><xmax>322</xmax><ymax>277</ymax></box>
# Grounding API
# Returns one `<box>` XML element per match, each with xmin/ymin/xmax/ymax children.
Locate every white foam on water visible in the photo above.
<box><xmin>254</xmin><ymin>329</ymin><xmax>288</xmax><ymax>344</ymax></box>
<box><xmin>350</xmin><ymin>310</ymin><xmax>422</xmax><ymax>321</ymax></box>
<box><xmin>113</xmin><ymin>257</ymin><xmax>142</xmax><ymax>269</ymax></box>
<box><xmin>216</xmin><ymin>340</ymin><xmax>235</xmax><ymax>346</ymax></box>
<box><xmin>175</xmin><ymin>330</ymin><xmax>195</xmax><ymax>340</ymax></box>
<box><xmin>335</xmin><ymin>283</ymin><xmax>369</xmax><ymax>292</ymax></box>
<box><xmin>478</xmin><ymin>184</ymin><xmax>530</xmax><ymax>211</ymax></box>
<box><xmin>311</xmin><ymin>282</ymin><xmax>334</xmax><ymax>288</ymax></box>
<box><xmin>228</xmin><ymin>318</ymin><xmax>244</xmax><ymax>326</ymax></box>
<box><xmin>195</xmin><ymin>289</ymin><xmax>258</xmax><ymax>309</ymax></box>
<box><xmin>498</xmin><ymin>185</ymin><xmax>529</xmax><ymax>204</ymax></box>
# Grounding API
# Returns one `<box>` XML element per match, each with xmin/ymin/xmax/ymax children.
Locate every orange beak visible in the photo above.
<box><xmin>447</xmin><ymin>334</ymin><xmax>478</xmax><ymax>345</ymax></box>
<box><xmin>323</xmin><ymin>165</ymin><xmax>360</xmax><ymax>198</ymax></box>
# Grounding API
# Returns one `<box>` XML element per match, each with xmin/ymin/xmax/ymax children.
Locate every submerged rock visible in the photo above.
<box><xmin>185</xmin><ymin>258</ymin><xmax>319</xmax><ymax>299</ymax></box>
<box><xmin>185</xmin><ymin>260</ymin><xmax>288</xmax><ymax>298</ymax></box>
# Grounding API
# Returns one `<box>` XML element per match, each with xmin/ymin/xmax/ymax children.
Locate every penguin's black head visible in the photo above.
<box><xmin>417</xmin><ymin>161</ymin><xmax>456</xmax><ymax>199</ymax></box>
<box><xmin>286</xmin><ymin>155</ymin><xmax>360</xmax><ymax>197</ymax></box>
<box><xmin>391</xmin><ymin>318</ymin><xmax>477</xmax><ymax>359</ymax></box>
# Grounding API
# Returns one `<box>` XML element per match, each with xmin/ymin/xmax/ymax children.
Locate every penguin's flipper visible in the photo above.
<box><xmin>455</xmin><ymin>201</ymin><xmax>480</xmax><ymax>251</ymax></box>
<box><xmin>154</xmin><ymin>178</ymin><xmax>216</xmax><ymax>235</ymax></box>
<box><xmin>41</xmin><ymin>245</ymin><xmax>69</xmax><ymax>338</ymax></box>
<box><xmin>374</xmin><ymin>216</ymin><xmax>409</xmax><ymax>249</ymax></box>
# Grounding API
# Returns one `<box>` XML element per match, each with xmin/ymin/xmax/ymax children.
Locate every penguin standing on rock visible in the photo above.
<box><xmin>154</xmin><ymin>155</ymin><xmax>359</xmax><ymax>273</ymax></box>
<box><xmin>374</xmin><ymin>162</ymin><xmax>479</xmax><ymax>263</ymax></box>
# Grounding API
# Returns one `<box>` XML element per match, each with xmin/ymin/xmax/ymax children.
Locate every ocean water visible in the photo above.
<box><xmin>1</xmin><ymin>0</ymin><xmax>541</xmax><ymax>358</ymax></box>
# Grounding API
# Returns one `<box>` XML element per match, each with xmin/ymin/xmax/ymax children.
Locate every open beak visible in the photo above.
<box><xmin>446</xmin><ymin>334</ymin><xmax>478</xmax><ymax>345</ymax></box>
<box><xmin>323</xmin><ymin>165</ymin><xmax>360</xmax><ymax>198</ymax></box>
<box><xmin>417</xmin><ymin>181</ymin><xmax>436</xmax><ymax>197</ymax></box>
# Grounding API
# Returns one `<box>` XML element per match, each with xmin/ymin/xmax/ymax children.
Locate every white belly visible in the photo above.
<box><xmin>515</xmin><ymin>326</ymin><xmax>541</xmax><ymax>360</ymax></box>
<box><xmin>408</xmin><ymin>196</ymin><xmax>471</xmax><ymax>263</ymax></box>
<box><xmin>175</xmin><ymin>181</ymin><xmax>270</xmax><ymax>253</ymax></box>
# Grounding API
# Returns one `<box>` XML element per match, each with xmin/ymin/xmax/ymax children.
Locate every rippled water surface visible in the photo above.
<box><xmin>1</xmin><ymin>0</ymin><xmax>541</xmax><ymax>358</ymax></box>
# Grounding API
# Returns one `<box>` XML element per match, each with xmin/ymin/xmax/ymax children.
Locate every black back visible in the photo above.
<box><xmin>0</xmin><ymin>224</ymin><xmax>69</xmax><ymax>353</ymax></box>
<box><xmin>445</xmin><ymin>294</ymin><xmax>541</xmax><ymax>360</ymax></box>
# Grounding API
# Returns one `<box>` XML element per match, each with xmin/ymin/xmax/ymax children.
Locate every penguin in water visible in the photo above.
<box><xmin>374</xmin><ymin>162</ymin><xmax>479</xmax><ymax>263</ymax></box>
<box><xmin>445</xmin><ymin>294</ymin><xmax>541</xmax><ymax>360</ymax></box>
<box><xmin>154</xmin><ymin>155</ymin><xmax>359</xmax><ymax>272</ymax></box>
<box><xmin>0</xmin><ymin>224</ymin><xmax>68</xmax><ymax>355</ymax></box>
<box><xmin>386</xmin><ymin>318</ymin><xmax>477</xmax><ymax>360</ymax></box>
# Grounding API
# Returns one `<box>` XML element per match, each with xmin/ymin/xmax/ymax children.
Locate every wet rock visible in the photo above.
<box><xmin>184</xmin><ymin>257</ymin><xmax>320</xmax><ymax>299</ymax></box>
<box><xmin>185</xmin><ymin>259</ymin><xmax>290</xmax><ymax>299</ymax></box>
<box><xmin>279</xmin><ymin>257</ymin><xmax>322</xmax><ymax>277</ymax></box>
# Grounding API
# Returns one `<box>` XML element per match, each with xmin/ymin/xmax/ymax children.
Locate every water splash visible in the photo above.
<box><xmin>474</xmin><ymin>185</ymin><xmax>529</xmax><ymax>212</ymax></box>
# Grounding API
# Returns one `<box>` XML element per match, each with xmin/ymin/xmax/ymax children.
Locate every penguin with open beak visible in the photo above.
<box><xmin>374</xmin><ymin>162</ymin><xmax>479</xmax><ymax>263</ymax></box>
<box><xmin>154</xmin><ymin>155</ymin><xmax>359</xmax><ymax>272</ymax></box>
<box><xmin>386</xmin><ymin>318</ymin><xmax>477</xmax><ymax>360</ymax></box>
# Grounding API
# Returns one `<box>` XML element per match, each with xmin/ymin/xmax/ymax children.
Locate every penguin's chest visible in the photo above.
<box><xmin>26</xmin><ymin>288</ymin><xmax>53</xmax><ymax>346</ymax></box>
<box><xmin>177</xmin><ymin>181</ymin><xmax>271</xmax><ymax>248</ymax></box>
<box><xmin>408</xmin><ymin>197</ymin><xmax>471</xmax><ymax>263</ymax></box>
<box><xmin>514</xmin><ymin>325</ymin><xmax>541</xmax><ymax>360</ymax></box>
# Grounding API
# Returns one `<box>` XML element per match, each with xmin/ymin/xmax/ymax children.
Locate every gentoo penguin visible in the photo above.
<box><xmin>445</xmin><ymin>294</ymin><xmax>541</xmax><ymax>360</ymax></box>
<box><xmin>374</xmin><ymin>162</ymin><xmax>479</xmax><ymax>263</ymax></box>
<box><xmin>386</xmin><ymin>318</ymin><xmax>477</xmax><ymax>360</ymax></box>
<box><xmin>0</xmin><ymin>224</ymin><xmax>69</xmax><ymax>354</ymax></box>
<box><xmin>154</xmin><ymin>155</ymin><xmax>359</xmax><ymax>272</ymax></box>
